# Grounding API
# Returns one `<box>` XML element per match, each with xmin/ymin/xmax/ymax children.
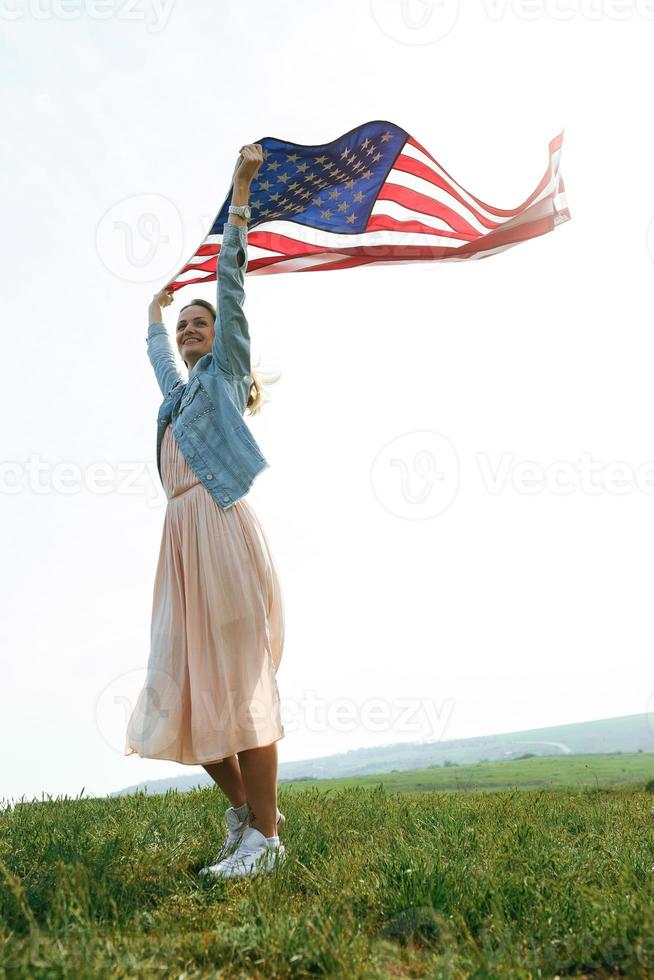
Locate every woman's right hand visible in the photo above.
<box><xmin>150</xmin><ymin>287</ymin><xmax>174</xmax><ymax>310</ymax></box>
<box><xmin>148</xmin><ymin>287</ymin><xmax>174</xmax><ymax>325</ymax></box>
<box><xmin>231</xmin><ymin>143</ymin><xmax>264</xmax><ymax>188</ymax></box>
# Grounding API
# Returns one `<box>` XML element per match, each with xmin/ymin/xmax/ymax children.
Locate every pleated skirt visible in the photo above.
<box><xmin>124</xmin><ymin>422</ymin><xmax>285</xmax><ymax>765</ymax></box>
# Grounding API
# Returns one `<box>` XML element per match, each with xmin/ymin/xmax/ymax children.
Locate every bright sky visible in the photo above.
<box><xmin>3</xmin><ymin>0</ymin><xmax>654</xmax><ymax>805</ymax></box>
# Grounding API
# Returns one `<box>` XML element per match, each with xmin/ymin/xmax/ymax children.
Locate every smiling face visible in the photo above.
<box><xmin>176</xmin><ymin>303</ymin><xmax>216</xmax><ymax>369</ymax></box>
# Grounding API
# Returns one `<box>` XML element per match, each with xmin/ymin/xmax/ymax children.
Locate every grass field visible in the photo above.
<box><xmin>2</xmin><ymin>755</ymin><xmax>654</xmax><ymax>977</ymax></box>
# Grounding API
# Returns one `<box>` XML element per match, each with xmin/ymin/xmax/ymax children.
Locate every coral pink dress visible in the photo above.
<box><xmin>124</xmin><ymin>422</ymin><xmax>285</xmax><ymax>765</ymax></box>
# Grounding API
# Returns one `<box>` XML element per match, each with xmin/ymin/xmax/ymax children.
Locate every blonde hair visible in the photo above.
<box><xmin>179</xmin><ymin>297</ymin><xmax>280</xmax><ymax>416</ymax></box>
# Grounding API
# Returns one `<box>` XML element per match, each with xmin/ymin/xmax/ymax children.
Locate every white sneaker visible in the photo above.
<box><xmin>215</xmin><ymin>803</ymin><xmax>251</xmax><ymax>862</ymax></box>
<box><xmin>200</xmin><ymin>826</ymin><xmax>286</xmax><ymax>879</ymax></box>
<box><xmin>200</xmin><ymin>804</ymin><xmax>286</xmax><ymax>870</ymax></box>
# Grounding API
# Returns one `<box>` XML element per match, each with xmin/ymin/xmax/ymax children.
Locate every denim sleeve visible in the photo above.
<box><xmin>146</xmin><ymin>321</ymin><xmax>184</xmax><ymax>397</ymax></box>
<box><xmin>212</xmin><ymin>221</ymin><xmax>251</xmax><ymax>380</ymax></box>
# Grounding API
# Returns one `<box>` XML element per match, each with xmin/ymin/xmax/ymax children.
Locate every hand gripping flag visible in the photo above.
<box><xmin>165</xmin><ymin>120</ymin><xmax>570</xmax><ymax>292</ymax></box>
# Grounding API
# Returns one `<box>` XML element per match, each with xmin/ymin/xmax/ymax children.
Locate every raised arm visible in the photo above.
<box><xmin>212</xmin><ymin>145</ymin><xmax>263</xmax><ymax>380</ymax></box>
<box><xmin>147</xmin><ymin>288</ymin><xmax>184</xmax><ymax>397</ymax></box>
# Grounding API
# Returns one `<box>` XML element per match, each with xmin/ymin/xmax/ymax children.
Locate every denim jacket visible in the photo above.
<box><xmin>146</xmin><ymin>221</ymin><xmax>269</xmax><ymax>509</ymax></box>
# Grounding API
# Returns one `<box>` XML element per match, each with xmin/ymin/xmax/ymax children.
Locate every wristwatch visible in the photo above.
<box><xmin>228</xmin><ymin>204</ymin><xmax>252</xmax><ymax>223</ymax></box>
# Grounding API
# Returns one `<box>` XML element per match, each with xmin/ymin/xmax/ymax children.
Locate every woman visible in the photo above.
<box><xmin>125</xmin><ymin>144</ymin><xmax>287</xmax><ymax>880</ymax></box>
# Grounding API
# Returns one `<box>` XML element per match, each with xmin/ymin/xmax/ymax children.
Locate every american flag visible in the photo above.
<box><xmin>165</xmin><ymin>120</ymin><xmax>570</xmax><ymax>291</ymax></box>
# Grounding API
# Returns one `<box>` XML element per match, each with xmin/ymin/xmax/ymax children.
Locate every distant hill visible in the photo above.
<box><xmin>281</xmin><ymin>752</ymin><xmax>654</xmax><ymax>795</ymax></box>
<box><xmin>110</xmin><ymin>711</ymin><xmax>654</xmax><ymax>797</ymax></box>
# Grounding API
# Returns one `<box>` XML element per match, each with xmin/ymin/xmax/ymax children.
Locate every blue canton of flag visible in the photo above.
<box><xmin>212</xmin><ymin>120</ymin><xmax>410</xmax><ymax>236</ymax></box>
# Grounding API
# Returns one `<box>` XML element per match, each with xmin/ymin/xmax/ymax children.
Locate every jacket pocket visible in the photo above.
<box><xmin>180</xmin><ymin>378</ymin><xmax>213</xmax><ymax>420</ymax></box>
<box><xmin>232</xmin><ymin>420</ymin><xmax>265</xmax><ymax>460</ymax></box>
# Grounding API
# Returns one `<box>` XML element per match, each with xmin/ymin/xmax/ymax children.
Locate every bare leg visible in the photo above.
<box><xmin>202</xmin><ymin>755</ymin><xmax>247</xmax><ymax>808</ymax></box>
<box><xmin>237</xmin><ymin>741</ymin><xmax>279</xmax><ymax>838</ymax></box>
